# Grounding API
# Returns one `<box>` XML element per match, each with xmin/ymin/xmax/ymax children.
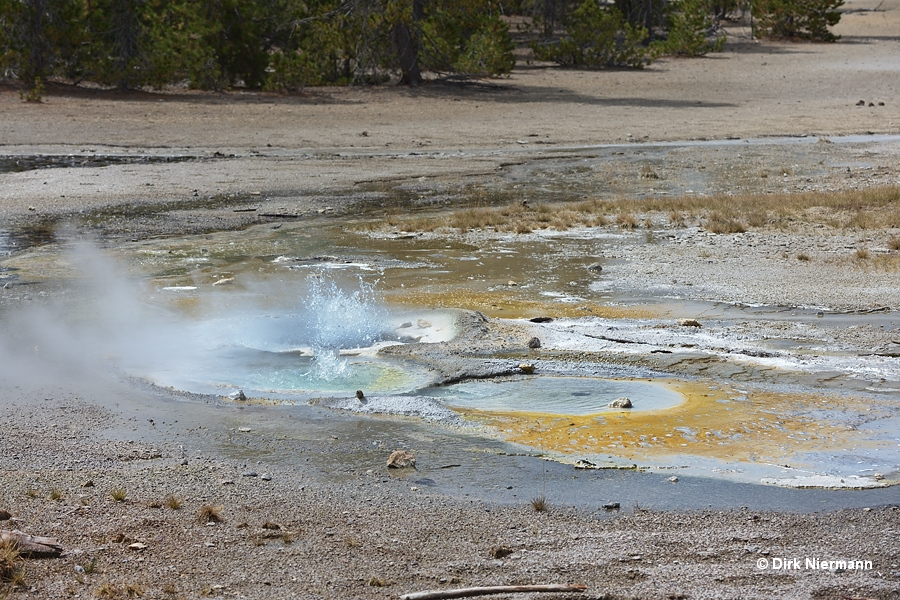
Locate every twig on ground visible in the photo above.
<box><xmin>399</xmin><ymin>583</ymin><xmax>587</xmax><ymax>600</ymax></box>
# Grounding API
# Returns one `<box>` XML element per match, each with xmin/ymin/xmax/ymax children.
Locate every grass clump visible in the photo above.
<box><xmin>855</xmin><ymin>248</ymin><xmax>870</xmax><ymax>259</ymax></box>
<box><xmin>530</xmin><ymin>495</ymin><xmax>548</xmax><ymax>512</ymax></box>
<box><xmin>796</xmin><ymin>253</ymin><xmax>811</xmax><ymax>261</ymax></box>
<box><xmin>0</xmin><ymin>540</ymin><xmax>25</xmax><ymax>587</ymax></box>
<box><xmin>197</xmin><ymin>505</ymin><xmax>223</xmax><ymax>524</ymax></box>
<box><xmin>49</xmin><ymin>488</ymin><xmax>64</xmax><ymax>501</ymax></box>
<box><xmin>110</xmin><ymin>489</ymin><xmax>127</xmax><ymax>503</ymax></box>
<box><xmin>164</xmin><ymin>495</ymin><xmax>183</xmax><ymax>510</ymax></box>
<box><xmin>888</xmin><ymin>237</ymin><xmax>900</xmax><ymax>251</ymax></box>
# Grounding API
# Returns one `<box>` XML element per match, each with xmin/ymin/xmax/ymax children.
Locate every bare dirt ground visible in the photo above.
<box><xmin>2</xmin><ymin>1</ymin><xmax>900</xmax><ymax>599</ymax></box>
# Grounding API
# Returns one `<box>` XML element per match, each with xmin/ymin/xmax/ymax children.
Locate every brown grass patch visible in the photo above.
<box><xmin>197</xmin><ymin>505</ymin><xmax>223</xmax><ymax>524</ymax></box>
<box><xmin>364</xmin><ymin>186</ymin><xmax>900</xmax><ymax>236</ymax></box>
<box><xmin>0</xmin><ymin>540</ymin><xmax>24</xmax><ymax>586</ymax></box>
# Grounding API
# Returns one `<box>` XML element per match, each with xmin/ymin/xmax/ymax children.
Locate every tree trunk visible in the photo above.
<box><xmin>393</xmin><ymin>0</ymin><xmax>423</xmax><ymax>85</ymax></box>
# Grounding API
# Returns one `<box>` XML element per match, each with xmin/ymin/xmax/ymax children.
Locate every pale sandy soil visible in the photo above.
<box><xmin>2</xmin><ymin>2</ymin><xmax>900</xmax><ymax>599</ymax></box>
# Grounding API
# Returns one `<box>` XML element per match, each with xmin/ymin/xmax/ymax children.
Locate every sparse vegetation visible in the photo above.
<box><xmin>49</xmin><ymin>488</ymin><xmax>64</xmax><ymax>501</ymax></box>
<box><xmin>531</xmin><ymin>495</ymin><xmax>548</xmax><ymax>512</ymax></box>
<box><xmin>855</xmin><ymin>248</ymin><xmax>870</xmax><ymax>259</ymax></box>
<box><xmin>164</xmin><ymin>495</ymin><xmax>183</xmax><ymax>510</ymax></box>
<box><xmin>367</xmin><ymin>576</ymin><xmax>391</xmax><ymax>587</ymax></box>
<box><xmin>95</xmin><ymin>582</ymin><xmax>120</xmax><ymax>599</ymax></box>
<box><xmin>888</xmin><ymin>237</ymin><xmax>900</xmax><ymax>251</ymax></box>
<box><xmin>797</xmin><ymin>253</ymin><xmax>811</xmax><ymax>261</ymax></box>
<box><xmin>364</xmin><ymin>186</ymin><xmax>900</xmax><ymax>237</ymax></box>
<box><xmin>197</xmin><ymin>505</ymin><xmax>223</xmax><ymax>524</ymax></box>
<box><xmin>0</xmin><ymin>541</ymin><xmax>24</xmax><ymax>587</ymax></box>
<box><xmin>110</xmin><ymin>489</ymin><xmax>127</xmax><ymax>502</ymax></box>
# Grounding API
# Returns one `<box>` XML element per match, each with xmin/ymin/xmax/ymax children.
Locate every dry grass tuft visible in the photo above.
<box><xmin>124</xmin><ymin>583</ymin><xmax>144</xmax><ymax>598</ymax></box>
<box><xmin>0</xmin><ymin>541</ymin><xmax>24</xmax><ymax>586</ymax></box>
<box><xmin>110</xmin><ymin>489</ymin><xmax>127</xmax><ymax>502</ymax></box>
<box><xmin>855</xmin><ymin>248</ymin><xmax>870</xmax><ymax>260</ymax></box>
<box><xmin>888</xmin><ymin>237</ymin><xmax>900</xmax><ymax>251</ymax></box>
<box><xmin>197</xmin><ymin>504</ymin><xmax>223</xmax><ymax>524</ymax></box>
<box><xmin>530</xmin><ymin>495</ymin><xmax>548</xmax><ymax>512</ymax></box>
<box><xmin>616</xmin><ymin>212</ymin><xmax>639</xmax><ymax>229</ymax></box>
<box><xmin>796</xmin><ymin>253</ymin><xmax>811</xmax><ymax>261</ymax></box>
<box><xmin>95</xmin><ymin>582</ymin><xmax>120</xmax><ymax>599</ymax></box>
<box><xmin>367</xmin><ymin>576</ymin><xmax>391</xmax><ymax>587</ymax></box>
<box><xmin>164</xmin><ymin>495</ymin><xmax>183</xmax><ymax>510</ymax></box>
<box><xmin>49</xmin><ymin>488</ymin><xmax>64</xmax><ymax>501</ymax></box>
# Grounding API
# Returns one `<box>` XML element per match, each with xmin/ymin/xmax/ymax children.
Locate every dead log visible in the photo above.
<box><xmin>0</xmin><ymin>530</ymin><xmax>63</xmax><ymax>558</ymax></box>
<box><xmin>399</xmin><ymin>583</ymin><xmax>587</xmax><ymax>600</ymax></box>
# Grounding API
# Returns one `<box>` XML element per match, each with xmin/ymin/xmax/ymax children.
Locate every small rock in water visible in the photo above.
<box><xmin>574</xmin><ymin>459</ymin><xmax>597</xmax><ymax>469</ymax></box>
<box><xmin>398</xmin><ymin>322</ymin><xmax>412</xmax><ymax>328</ymax></box>
<box><xmin>387</xmin><ymin>450</ymin><xmax>416</xmax><ymax>469</ymax></box>
<box><xmin>527</xmin><ymin>337</ymin><xmax>542</xmax><ymax>349</ymax></box>
<box><xmin>356</xmin><ymin>390</ymin><xmax>365</xmax><ymax>400</ymax></box>
<box><xmin>238</xmin><ymin>427</ymin><xmax>251</xmax><ymax>432</ymax></box>
<box><xmin>518</xmin><ymin>363</ymin><xmax>535</xmax><ymax>374</ymax></box>
<box><xmin>608</xmin><ymin>397</ymin><xmax>633</xmax><ymax>409</ymax></box>
<box><xmin>603</xmin><ymin>502</ymin><xmax>621</xmax><ymax>510</ymax></box>
<box><xmin>228</xmin><ymin>390</ymin><xmax>247</xmax><ymax>401</ymax></box>
<box><xmin>212</xmin><ymin>277</ymin><xmax>234</xmax><ymax>286</ymax></box>
<box><xmin>873</xmin><ymin>473</ymin><xmax>884</xmax><ymax>480</ymax></box>
<box><xmin>587</xmin><ymin>262</ymin><xmax>604</xmax><ymax>271</ymax></box>
<box><xmin>668</xmin><ymin>476</ymin><xmax>679</xmax><ymax>483</ymax></box>
<box><xmin>678</xmin><ymin>318</ymin><xmax>702</xmax><ymax>328</ymax></box>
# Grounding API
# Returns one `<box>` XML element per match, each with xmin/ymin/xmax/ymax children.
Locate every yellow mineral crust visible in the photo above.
<box><xmin>457</xmin><ymin>379</ymin><xmax>877</xmax><ymax>466</ymax></box>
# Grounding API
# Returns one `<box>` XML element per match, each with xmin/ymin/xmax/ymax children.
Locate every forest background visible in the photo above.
<box><xmin>0</xmin><ymin>0</ymin><xmax>844</xmax><ymax>97</ymax></box>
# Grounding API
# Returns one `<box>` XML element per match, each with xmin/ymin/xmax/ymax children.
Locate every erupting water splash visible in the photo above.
<box><xmin>302</xmin><ymin>273</ymin><xmax>391</xmax><ymax>380</ymax></box>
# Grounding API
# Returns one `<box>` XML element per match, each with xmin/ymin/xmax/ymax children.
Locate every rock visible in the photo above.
<box><xmin>608</xmin><ymin>397</ymin><xmax>633</xmax><ymax>409</ymax></box>
<box><xmin>81</xmin><ymin>480</ymin><xmax>94</xmax><ymax>488</ymax></box>
<box><xmin>518</xmin><ymin>363</ymin><xmax>535</xmax><ymax>374</ymax></box>
<box><xmin>529</xmin><ymin>317</ymin><xmax>553</xmax><ymax>323</ymax></box>
<box><xmin>128</xmin><ymin>542</ymin><xmax>148</xmax><ymax>551</ymax></box>
<box><xmin>507</xmin><ymin>280</ymin><xmax>518</xmax><ymax>286</ymax></box>
<box><xmin>490</xmin><ymin>546</ymin><xmax>514</xmax><ymax>559</ymax></box>
<box><xmin>873</xmin><ymin>473</ymin><xmax>884</xmax><ymax>480</ymax></box>
<box><xmin>242</xmin><ymin>471</ymin><xmax>258</xmax><ymax>478</ymax></box>
<box><xmin>356</xmin><ymin>390</ymin><xmax>365</xmax><ymax>400</ymax></box>
<box><xmin>678</xmin><ymin>318</ymin><xmax>702</xmax><ymax>328</ymax></box>
<box><xmin>213</xmin><ymin>277</ymin><xmax>234</xmax><ymax>286</ymax></box>
<box><xmin>387</xmin><ymin>450</ymin><xmax>416</xmax><ymax>469</ymax></box>
<box><xmin>0</xmin><ymin>509</ymin><xmax>10</xmax><ymax>520</ymax></box>
<box><xmin>603</xmin><ymin>502</ymin><xmax>621</xmax><ymax>510</ymax></box>
<box><xmin>238</xmin><ymin>427</ymin><xmax>251</xmax><ymax>432</ymax></box>
<box><xmin>668</xmin><ymin>476</ymin><xmax>679</xmax><ymax>483</ymax></box>
<box><xmin>587</xmin><ymin>262</ymin><xmax>603</xmax><ymax>271</ymax></box>
<box><xmin>228</xmin><ymin>390</ymin><xmax>247</xmax><ymax>401</ymax></box>
<box><xmin>527</xmin><ymin>337</ymin><xmax>542</xmax><ymax>349</ymax></box>
<box><xmin>574</xmin><ymin>459</ymin><xmax>597</xmax><ymax>469</ymax></box>
<box><xmin>260</xmin><ymin>474</ymin><xmax>272</xmax><ymax>481</ymax></box>
<box><xmin>398</xmin><ymin>322</ymin><xmax>412</xmax><ymax>328</ymax></box>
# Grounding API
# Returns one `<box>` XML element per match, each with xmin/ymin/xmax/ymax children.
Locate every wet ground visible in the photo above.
<box><xmin>1</xmin><ymin>136</ymin><xmax>899</xmax><ymax>500</ymax></box>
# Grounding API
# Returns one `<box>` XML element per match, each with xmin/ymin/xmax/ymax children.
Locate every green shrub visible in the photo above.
<box><xmin>530</xmin><ymin>0</ymin><xmax>651</xmax><ymax>68</ymax></box>
<box><xmin>653</xmin><ymin>0</ymin><xmax>726</xmax><ymax>56</ymax></box>
<box><xmin>753</xmin><ymin>0</ymin><xmax>843</xmax><ymax>41</ymax></box>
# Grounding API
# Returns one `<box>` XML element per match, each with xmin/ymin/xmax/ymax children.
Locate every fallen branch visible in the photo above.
<box><xmin>0</xmin><ymin>530</ymin><xmax>64</xmax><ymax>558</ymax></box>
<box><xmin>399</xmin><ymin>583</ymin><xmax>587</xmax><ymax>600</ymax></box>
